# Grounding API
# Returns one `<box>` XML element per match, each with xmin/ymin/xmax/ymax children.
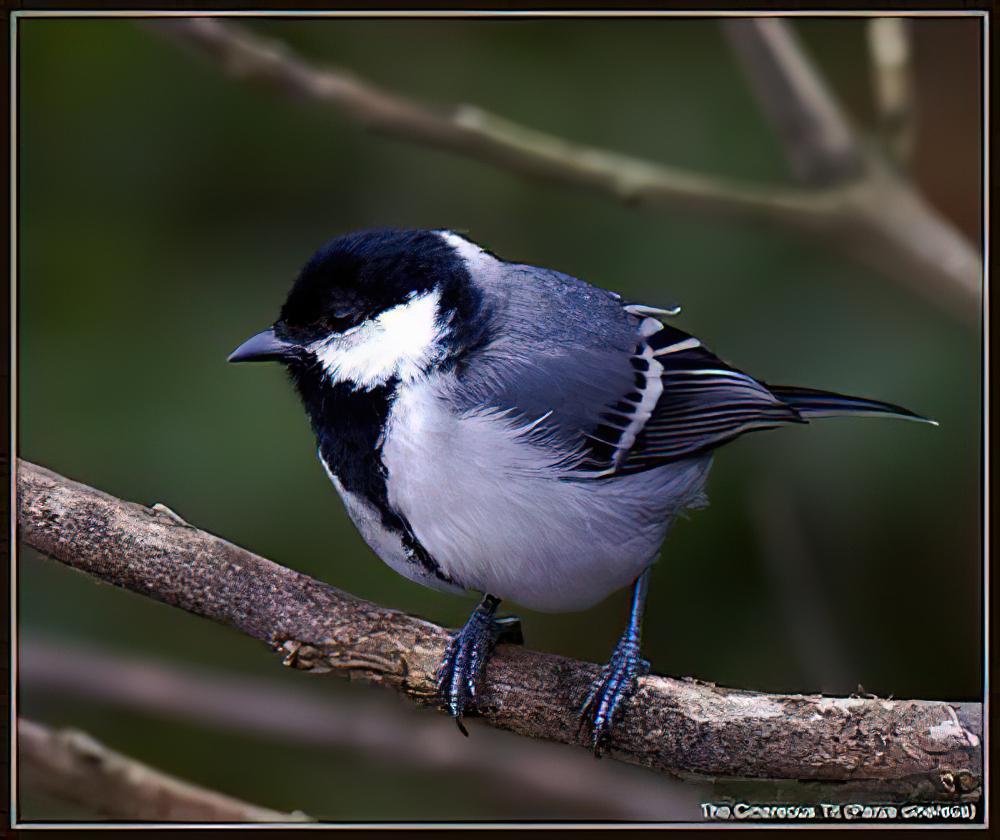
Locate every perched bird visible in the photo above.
<box><xmin>229</xmin><ymin>228</ymin><xmax>932</xmax><ymax>752</ymax></box>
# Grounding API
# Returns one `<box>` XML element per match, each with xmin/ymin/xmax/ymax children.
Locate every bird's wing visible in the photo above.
<box><xmin>597</xmin><ymin>313</ymin><xmax>803</xmax><ymax>476</ymax></box>
<box><xmin>450</xmin><ymin>340</ymin><xmax>640</xmax><ymax>466</ymax></box>
<box><xmin>447</xmin><ymin>285</ymin><xmax>802</xmax><ymax>477</ymax></box>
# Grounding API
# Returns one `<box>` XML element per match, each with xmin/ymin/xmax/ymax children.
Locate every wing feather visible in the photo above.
<box><xmin>611</xmin><ymin>319</ymin><xmax>802</xmax><ymax>474</ymax></box>
<box><xmin>447</xmin><ymin>270</ymin><xmax>801</xmax><ymax>478</ymax></box>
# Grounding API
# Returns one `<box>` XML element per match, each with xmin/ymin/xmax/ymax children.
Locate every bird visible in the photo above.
<box><xmin>228</xmin><ymin>227</ymin><xmax>933</xmax><ymax>753</ymax></box>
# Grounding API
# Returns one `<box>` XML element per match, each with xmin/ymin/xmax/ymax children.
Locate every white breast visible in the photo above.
<box><xmin>380</xmin><ymin>376</ymin><xmax>709</xmax><ymax>612</ymax></box>
<box><xmin>318</xmin><ymin>451</ymin><xmax>465</xmax><ymax>595</ymax></box>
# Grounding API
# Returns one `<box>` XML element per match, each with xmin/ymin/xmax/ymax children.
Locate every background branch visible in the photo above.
<box><xmin>21</xmin><ymin>637</ymin><xmax>708</xmax><ymax>820</ymax></box>
<box><xmin>146</xmin><ymin>18</ymin><xmax>826</xmax><ymax>223</ymax></box>
<box><xmin>16</xmin><ymin>460</ymin><xmax>982</xmax><ymax>802</ymax></box>
<box><xmin>147</xmin><ymin>18</ymin><xmax>980</xmax><ymax>326</ymax></box>
<box><xmin>721</xmin><ymin>18</ymin><xmax>979</xmax><ymax>322</ymax></box>
<box><xmin>866</xmin><ymin>18</ymin><xmax>916</xmax><ymax>167</ymax></box>
<box><xmin>19</xmin><ymin>718</ymin><xmax>310</xmax><ymax>822</ymax></box>
<box><xmin>722</xmin><ymin>18</ymin><xmax>863</xmax><ymax>185</ymax></box>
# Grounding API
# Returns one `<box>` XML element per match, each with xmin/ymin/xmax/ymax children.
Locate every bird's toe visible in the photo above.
<box><xmin>579</xmin><ymin>642</ymin><xmax>649</xmax><ymax>756</ymax></box>
<box><xmin>435</xmin><ymin>604</ymin><xmax>507</xmax><ymax>732</ymax></box>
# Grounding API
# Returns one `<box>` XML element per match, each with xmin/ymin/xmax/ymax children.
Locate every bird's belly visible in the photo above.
<box><xmin>397</xmin><ymin>478</ymin><xmax>668</xmax><ymax>612</ymax></box>
<box><xmin>381</xmin><ymin>384</ymin><xmax>711</xmax><ymax>612</ymax></box>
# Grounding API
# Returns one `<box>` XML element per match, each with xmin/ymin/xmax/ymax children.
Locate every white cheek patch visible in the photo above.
<box><xmin>313</xmin><ymin>288</ymin><xmax>444</xmax><ymax>390</ymax></box>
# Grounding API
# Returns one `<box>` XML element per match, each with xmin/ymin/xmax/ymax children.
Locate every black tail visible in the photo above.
<box><xmin>769</xmin><ymin>385</ymin><xmax>937</xmax><ymax>425</ymax></box>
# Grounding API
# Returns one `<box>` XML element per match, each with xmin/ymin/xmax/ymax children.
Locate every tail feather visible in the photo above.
<box><xmin>769</xmin><ymin>385</ymin><xmax>937</xmax><ymax>426</ymax></box>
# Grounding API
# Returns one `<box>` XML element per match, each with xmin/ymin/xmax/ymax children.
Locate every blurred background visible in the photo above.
<box><xmin>16</xmin><ymin>15</ymin><xmax>982</xmax><ymax>823</ymax></box>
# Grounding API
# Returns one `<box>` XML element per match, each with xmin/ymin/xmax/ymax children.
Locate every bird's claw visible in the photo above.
<box><xmin>578</xmin><ymin>639</ymin><xmax>649</xmax><ymax>756</ymax></box>
<box><xmin>436</xmin><ymin>599</ymin><xmax>510</xmax><ymax>734</ymax></box>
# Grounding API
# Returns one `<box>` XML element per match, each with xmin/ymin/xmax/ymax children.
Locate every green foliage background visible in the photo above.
<box><xmin>17</xmin><ymin>16</ymin><xmax>982</xmax><ymax>822</ymax></box>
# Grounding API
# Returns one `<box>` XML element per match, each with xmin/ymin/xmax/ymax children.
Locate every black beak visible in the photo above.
<box><xmin>227</xmin><ymin>328</ymin><xmax>298</xmax><ymax>363</ymax></box>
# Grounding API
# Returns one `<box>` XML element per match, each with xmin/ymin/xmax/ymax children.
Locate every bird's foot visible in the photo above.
<box><xmin>436</xmin><ymin>596</ymin><xmax>520</xmax><ymax>735</ymax></box>
<box><xmin>578</xmin><ymin>636</ymin><xmax>649</xmax><ymax>756</ymax></box>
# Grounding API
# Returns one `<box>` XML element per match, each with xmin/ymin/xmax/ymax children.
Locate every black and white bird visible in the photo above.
<box><xmin>229</xmin><ymin>228</ymin><xmax>932</xmax><ymax>751</ymax></box>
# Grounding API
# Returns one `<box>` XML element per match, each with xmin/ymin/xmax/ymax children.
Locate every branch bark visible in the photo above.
<box><xmin>147</xmin><ymin>18</ymin><xmax>980</xmax><ymax>326</ymax></box>
<box><xmin>15</xmin><ymin>459</ymin><xmax>982</xmax><ymax>802</ymax></box>
<box><xmin>18</xmin><ymin>718</ymin><xmax>310</xmax><ymax>822</ymax></box>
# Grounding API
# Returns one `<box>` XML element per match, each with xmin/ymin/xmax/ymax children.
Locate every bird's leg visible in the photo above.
<box><xmin>579</xmin><ymin>568</ymin><xmax>651</xmax><ymax>756</ymax></box>
<box><xmin>436</xmin><ymin>594</ymin><xmax>509</xmax><ymax>735</ymax></box>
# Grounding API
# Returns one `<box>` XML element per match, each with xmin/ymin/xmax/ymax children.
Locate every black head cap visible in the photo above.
<box><xmin>275</xmin><ymin>228</ymin><xmax>476</xmax><ymax>346</ymax></box>
<box><xmin>229</xmin><ymin>228</ymin><xmax>492</xmax><ymax>371</ymax></box>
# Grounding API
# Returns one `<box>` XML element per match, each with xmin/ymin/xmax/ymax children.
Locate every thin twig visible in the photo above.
<box><xmin>20</xmin><ymin>637</ymin><xmax>708</xmax><ymax>820</ymax></box>
<box><xmin>15</xmin><ymin>460</ymin><xmax>982</xmax><ymax>802</ymax></box>
<box><xmin>866</xmin><ymin>18</ymin><xmax>916</xmax><ymax>167</ymax></box>
<box><xmin>18</xmin><ymin>718</ymin><xmax>311</xmax><ymax>822</ymax></box>
<box><xmin>145</xmin><ymin>18</ymin><xmax>980</xmax><ymax>325</ymax></box>
<box><xmin>750</xmin><ymin>478</ymin><xmax>852</xmax><ymax>691</ymax></box>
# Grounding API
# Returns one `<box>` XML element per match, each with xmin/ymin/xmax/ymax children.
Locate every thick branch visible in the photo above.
<box><xmin>18</xmin><ymin>718</ymin><xmax>310</xmax><ymax>822</ymax></box>
<box><xmin>147</xmin><ymin>18</ymin><xmax>979</xmax><ymax>325</ymax></box>
<box><xmin>16</xmin><ymin>460</ymin><xmax>982</xmax><ymax>801</ymax></box>
<box><xmin>20</xmin><ymin>637</ymin><xmax>706</xmax><ymax>820</ymax></box>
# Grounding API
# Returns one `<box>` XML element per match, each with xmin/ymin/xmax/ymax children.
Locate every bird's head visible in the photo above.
<box><xmin>228</xmin><ymin>228</ymin><xmax>489</xmax><ymax>391</ymax></box>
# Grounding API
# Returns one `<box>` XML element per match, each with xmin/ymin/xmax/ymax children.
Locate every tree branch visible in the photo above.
<box><xmin>146</xmin><ymin>18</ymin><xmax>980</xmax><ymax>326</ymax></box>
<box><xmin>18</xmin><ymin>718</ymin><xmax>310</xmax><ymax>822</ymax></box>
<box><xmin>147</xmin><ymin>18</ymin><xmax>827</xmax><ymax>224</ymax></box>
<box><xmin>20</xmin><ymin>637</ymin><xmax>707</xmax><ymax>820</ymax></box>
<box><xmin>721</xmin><ymin>18</ymin><xmax>979</xmax><ymax>321</ymax></box>
<box><xmin>15</xmin><ymin>459</ymin><xmax>982</xmax><ymax>802</ymax></box>
<box><xmin>722</xmin><ymin>18</ymin><xmax>864</xmax><ymax>185</ymax></box>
